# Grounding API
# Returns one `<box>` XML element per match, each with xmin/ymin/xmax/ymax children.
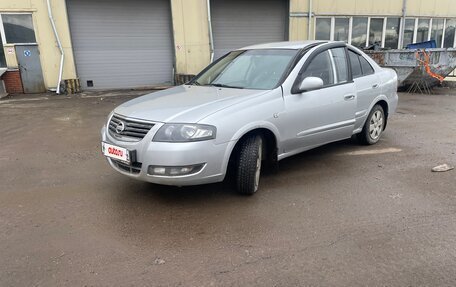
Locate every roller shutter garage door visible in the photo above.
<box><xmin>211</xmin><ymin>0</ymin><xmax>288</xmax><ymax>59</ymax></box>
<box><xmin>67</xmin><ymin>0</ymin><xmax>173</xmax><ymax>90</ymax></box>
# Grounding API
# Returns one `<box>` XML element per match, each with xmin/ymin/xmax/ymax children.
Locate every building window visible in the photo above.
<box><xmin>403</xmin><ymin>19</ymin><xmax>416</xmax><ymax>47</ymax></box>
<box><xmin>2</xmin><ymin>14</ymin><xmax>36</xmax><ymax>44</ymax></box>
<box><xmin>334</xmin><ymin>18</ymin><xmax>349</xmax><ymax>42</ymax></box>
<box><xmin>385</xmin><ymin>18</ymin><xmax>400</xmax><ymax>49</ymax></box>
<box><xmin>417</xmin><ymin>19</ymin><xmax>430</xmax><ymax>43</ymax></box>
<box><xmin>369</xmin><ymin>18</ymin><xmax>384</xmax><ymax>46</ymax></box>
<box><xmin>315</xmin><ymin>16</ymin><xmax>456</xmax><ymax>49</ymax></box>
<box><xmin>431</xmin><ymin>18</ymin><xmax>444</xmax><ymax>47</ymax></box>
<box><xmin>351</xmin><ymin>17</ymin><xmax>368</xmax><ymax>48</ymax></box>
<box><xmin>444</xmin><ymin>19</ymin><xmax>456</xmax><ymax>48</ymax></box>
<box><xmin>315</xmin><ymin>18</ymin><xmax>331</xmax><ymax>40</ymax></box>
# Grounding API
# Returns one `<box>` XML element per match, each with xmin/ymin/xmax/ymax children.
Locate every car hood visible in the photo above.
<box><xmin>114</xmin><ymin>85</ymin><xmax>269</xmax><ymax>123</ymax></box>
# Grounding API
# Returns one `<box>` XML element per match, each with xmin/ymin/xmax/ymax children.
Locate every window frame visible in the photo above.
<box><xmin>292</xmin><ymin>42</ymin><xmax>353</xmax><ymax>94</ymax></box>
<box><xmin>348</xmin><ymin>48</ymin><xmax>375</xmax><ymax>78</ymax></box>
<box><xmin>315</xmin><ymin>16</ymin><xmax>391</xmax><ymax>48</ymax></box>
<box><xmin>0</xmin><ymin>12</ymin><xmax>38</xmax><ymax>45</ymax></box>
<box><xmin>314</xmin><ymin>16</ymin><xmax>456</xmax><ymax>49</ymax></box>
<box><xmin>384</xmin><ymin>17</ymin><xmax>401</xmax><ymax>49</ymax></box>
<box><xmin>368</xmin><ymin>17</ymin><xmax>386</xmax><ymax>47</ymax></box>
<box><xmin>348</xmin><ymin>49</ymin><xmax>363</xmax><ymax>79</ymax></box>
<box><xmin>358</xmin><ymin>54</ymin><xmax>375</xmax><ymax>76</ymax></box>
<box><xmin>315</xmin><ymin>16</ymin><xmax>333</xmax><ymax>41</ymax></box>
<box><xmin>350</xmin><ymin>16</ymin><xmax>369</xmax><ymax>48</ymax></box>
<box><xmin>333</xmin><ymin>17</ymin><xmax>350</xmax><ymax>42</ymax></box>
<box><xmin>416</xmin><ymin>18</ymin><xmax>431</xmax><ymax>44</ymax></box>
<box><xmin>443</xmin><ymin>18</ymin><xmax>456</xmax><ymax>48</ymax></box>
<box><xmin>430</xmin><ymin>18</ymin><xmax>445</xmax><ymax>48</ymax></box>
<box><xmin>330</xmin><ymin>47</ymin><xmax>349</xmax><ymax>84</ymax></box>
<box><xmin>402</xmin><ymin>18</ymin><xmax>417</xmax><ymax>48</ymax></box>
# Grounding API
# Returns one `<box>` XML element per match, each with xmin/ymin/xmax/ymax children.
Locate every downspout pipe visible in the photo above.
<box><xmin>46</xmin><ymin>0</ymin><xmax>64</xmax><ymax>94</ymax></box>
<box><xmin>307</xmin><ymin>0</ymin><xmax>312</xmax><ymax>40</ymax></box>
<box><xmin>400</xmin><ymin>0</ymin><xmax>407</xmax><ymax>48</ymax></box>
<box><xmin>207</xmin><ymin>0</ymin><xmax>214</xmax><ymax>63</ymax></box>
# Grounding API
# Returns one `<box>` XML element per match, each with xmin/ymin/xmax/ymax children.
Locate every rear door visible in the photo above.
<box><xmin>282</xmin><ymin>46</ymin><xmax>356</xmax><ymax>152</ymax></box>
<box><xmin>348</xmin><ymin>49</ymin><xmax>381</xmax><ymax>131</ymax></box>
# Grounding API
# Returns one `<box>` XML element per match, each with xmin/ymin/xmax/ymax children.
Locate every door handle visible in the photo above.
<box><xmin>344</xmin><ymin>95</ymin><xmax>355</xmax><ymax>101</ymax></box>
<box><xmin>372</xmin><ymin>83</ymin><xmax>379</xmax><ymax>89</ymax></box>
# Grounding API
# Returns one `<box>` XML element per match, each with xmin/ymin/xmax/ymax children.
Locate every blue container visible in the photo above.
<box><xmin>406</xmin><ymin>40</ymin><xmax>437</xmax><ymax>49</ymax></box>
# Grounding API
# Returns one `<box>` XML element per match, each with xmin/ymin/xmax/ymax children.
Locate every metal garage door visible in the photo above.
<box><xmin>67</xmin><ymin>0</ymin><xmax>174</xmax><ymax>90</ymax></box>
<box><xmin>211</xmin><ymin>0</ymin><xmax>288</xmax><ymax>59</ymax></box>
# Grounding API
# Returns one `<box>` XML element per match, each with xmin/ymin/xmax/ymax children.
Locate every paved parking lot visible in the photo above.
<box><xmin>1</xmin><ymin>89</ymin><xmax>455</xmax><ymax>286</ymax></box>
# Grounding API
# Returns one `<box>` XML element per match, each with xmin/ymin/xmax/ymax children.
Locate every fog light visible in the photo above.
<box><xmin>148</xmin><ymin>164</ymin><xmax>205</xmax><ymax>176</ymax></box>
<box><xmin>152</xmin><ymin>167</ymin><xmax>166</xmax><ymax>175</ymax></box>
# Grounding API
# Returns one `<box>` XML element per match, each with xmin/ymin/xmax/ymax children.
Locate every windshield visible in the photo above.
<box><xmin>191</xmin><ymin>49</ymin><xmax>299</xmax><ymax>90</ymax></box>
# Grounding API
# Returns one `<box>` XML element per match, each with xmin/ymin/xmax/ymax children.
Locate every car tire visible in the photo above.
<box><xmin>357</xmin><ymin>104</ymin><xmax>385</xmax><ymax>145</ymax></box>
<box><xmin>236</xmin><ymin>135</ymin><xmax>263</xmax><ymax>195</ymax></box>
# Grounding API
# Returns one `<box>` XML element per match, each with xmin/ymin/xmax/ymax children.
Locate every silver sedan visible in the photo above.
<box><xmin>101</xmin><ymin>41</ymin><xmax>398</xmax><ymax>195</ymax></box>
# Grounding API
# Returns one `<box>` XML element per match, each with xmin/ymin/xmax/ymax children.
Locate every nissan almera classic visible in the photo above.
<box><xmin>101</xmin><ymin>41</ymin><xmax>398</xmax><ymax>195</ymax></box>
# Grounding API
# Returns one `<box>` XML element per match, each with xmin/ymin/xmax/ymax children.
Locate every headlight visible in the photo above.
<box><xmin>153</xmin><ymin>124</ymin><xmax>216</xmax><ymax>142</ymax></box>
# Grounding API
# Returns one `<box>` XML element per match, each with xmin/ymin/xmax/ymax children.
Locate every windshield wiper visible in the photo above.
<box><xmin>210</xmin><ymin>83</ymin><xmax>244</xmax><ymax>89</ymax></box>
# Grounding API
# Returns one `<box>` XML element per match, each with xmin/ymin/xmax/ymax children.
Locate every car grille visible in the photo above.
<box><xmin>112</xmin><ymin>159</ymin><xmax>142</xmax><ymax>174</ymax></box>
<box><xmin>108</xmin><ymin>114</ymin><xmax>155</xmax><ymax>140</ymax></box>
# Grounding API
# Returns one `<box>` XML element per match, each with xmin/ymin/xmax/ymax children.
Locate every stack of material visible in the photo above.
<box><xmin>364</xmin><ymin>47</ymin><xmax>456</xmax><ymax>91</ymax></box>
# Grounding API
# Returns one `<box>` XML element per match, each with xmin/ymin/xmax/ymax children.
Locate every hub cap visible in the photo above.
<box><xmin>369</xmin><ymin>110</ymin><xmax>384</xmax><ymax>140</ymax></box>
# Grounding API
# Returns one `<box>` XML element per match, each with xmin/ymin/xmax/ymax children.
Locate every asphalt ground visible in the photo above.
<box><xmin>0</xmin><ymin>89</ymin><xmax>455</xmax><ymax>286</ymax></box>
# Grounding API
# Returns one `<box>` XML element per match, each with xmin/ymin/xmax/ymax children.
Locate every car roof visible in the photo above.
<box><xmin>238</xmin><ymin>40</ymin><xmax>335</xmax><ymax>50</ymax></box>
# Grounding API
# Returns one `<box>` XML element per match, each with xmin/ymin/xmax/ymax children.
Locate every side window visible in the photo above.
<box><xmin>359</xmin><ymin>55</ymin><xmax>375</xmax><ymax>76</ymax></box>
<box><xmin>348</xmin><ymin>50</ymin><xmax>362</xmax><ymax>78</ymax></box>
<box><xmin>330</xmin><ymin>47</ymin><xmax>348</xmax><ymax>83</ymax></box>
<box><xmin>301</xmin><ymin>50</ymin><xmax>334</xmax><ymax>86</ymax></box>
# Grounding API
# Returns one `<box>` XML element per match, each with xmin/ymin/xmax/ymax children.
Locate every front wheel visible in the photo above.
<box><xmin>236</xmin><ymin>135</ymin><xmax>263</xmax><ymax>195</ymax></box>
<box><xmin>357</xmin><ymin>104</ymin><xmax>385</xmax><ymax>145</ymax></box>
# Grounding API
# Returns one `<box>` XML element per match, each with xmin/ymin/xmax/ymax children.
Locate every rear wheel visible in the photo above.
<box><xmin>236</xmin><ymin>135</ymin><xmax>263</xmax><ymax>195</ymax></box>
<box><xmin>357</xmin><ymin>104</ymin><xmax>385</xmax><ymax>145</ymax></box>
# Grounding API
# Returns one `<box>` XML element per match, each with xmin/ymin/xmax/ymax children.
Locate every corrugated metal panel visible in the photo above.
<box><xmin>211</xmin><ymin>0</ymin><xmax>288</xmax><ymax>59</ymax></box>
<box><xmin>67</xmin><ymin>0</ymin><xmax>174</xmax><ymax>90</ymax></box>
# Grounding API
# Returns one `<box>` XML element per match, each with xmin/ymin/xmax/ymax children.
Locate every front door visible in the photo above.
<box><xmin>282</xmin><ymin>47</ymin><xmax>356</xmax><ymax>153</ymax></box>
<box><xmin>15</xmin><ymin>45</ymin><xmax>46</xmax><ymax>93</ymax></box>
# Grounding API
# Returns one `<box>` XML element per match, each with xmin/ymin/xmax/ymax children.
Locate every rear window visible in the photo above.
<box><xmin>348</xmin><ymin>50</ymin><xmax>362</xmax><ymax>78</ymax></box>
<box><xmin>359</xmin><ymin>55</ymin><xmax>374</xmax><ymax>75</ymax></box>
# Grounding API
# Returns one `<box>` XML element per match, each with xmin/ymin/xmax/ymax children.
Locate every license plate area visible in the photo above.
<box><xmin>102</xmin><ymin>142</ymin><xmax>136</xmax><ymax>164</ymax></box>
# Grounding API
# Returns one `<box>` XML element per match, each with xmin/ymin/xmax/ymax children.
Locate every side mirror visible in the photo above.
<box><xmin>299</xmin><ymin>77</ymin><xmax>324</xmax><ymax>92</ymax></box>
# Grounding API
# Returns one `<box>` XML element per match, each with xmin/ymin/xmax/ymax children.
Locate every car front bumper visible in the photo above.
<box><xmin>101</xmin><ymin>125</ymin><xmax>230</xmax><ymax>186</ymax></box>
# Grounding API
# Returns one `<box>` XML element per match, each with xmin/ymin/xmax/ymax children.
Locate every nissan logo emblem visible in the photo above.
<box><xmin>116</xmin><ymin>121</ymin><xmax>126</xmax><ymax>133</ymax></box>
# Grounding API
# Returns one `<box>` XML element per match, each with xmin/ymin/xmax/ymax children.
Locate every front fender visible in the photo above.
<box><xmin>219</xmin><ymin>121</ymin><xmax>281</xmax><ymax>176</ymax></box>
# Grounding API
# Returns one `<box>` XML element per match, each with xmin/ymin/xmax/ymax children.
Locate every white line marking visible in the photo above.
<box><xmin>0</xmin><ymin>97</ymin><xmax>50</xmax><ymax>104</ymax></box>
<box><xmin>341</xmin><ymin>148</ymin><xmax>402</xmax><ymax>156</ymax></box>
